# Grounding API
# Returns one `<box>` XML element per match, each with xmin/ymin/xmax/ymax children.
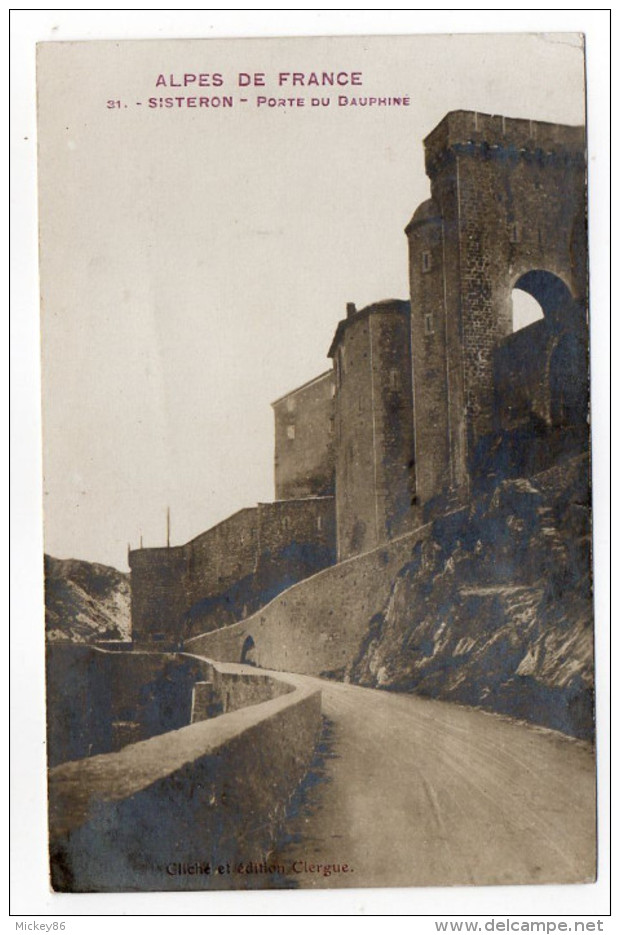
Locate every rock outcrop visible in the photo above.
<box><xmin>349</xmin><ymin>454</ymin><xmax>594</xmax><ymax>740</ymax></box>
<box><xmin>44</xmin><ymin>555</ymin><xmax>131</xmax><ymax>643</ymax></box>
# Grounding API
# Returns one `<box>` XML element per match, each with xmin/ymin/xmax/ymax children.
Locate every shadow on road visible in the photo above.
<box><xmin>267</xmin><ymin>716</ymin><xmax>338</xmax><ymax>888</ymax></box>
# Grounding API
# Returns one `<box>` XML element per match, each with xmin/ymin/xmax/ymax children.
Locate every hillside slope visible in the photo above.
<box><xmin>44</xmin><ymin>555</ymin><xmax>131</xmax><ymax>643</ymax></box>
<box><xmin>349</xmin><ymin>454</ymin><xmax>594</xmax><ymax>739</ymax></box>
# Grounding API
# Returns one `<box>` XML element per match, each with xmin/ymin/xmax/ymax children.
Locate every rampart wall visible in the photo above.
<box><xmin>130</xmin><ymin>497</ymin><xmax>336</xmax><ymax>645</ymax></box>
<box><xmin>187</xmin><ymin>523</ymin><xmax>433</xmax><ymax>677</ymax></box>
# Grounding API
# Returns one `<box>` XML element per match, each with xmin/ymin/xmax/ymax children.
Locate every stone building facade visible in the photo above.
<box><xmin>328</xmin><ymin>300</ymin><xmax>416</xmax><ymax>560</ymax></box>
<box><xmin>272</xmin><ymin>370</ymin><xmax>335</xmax><ymax>501</ymax></box>
<box><xmin>129</xmin><ymin>110</ymin><xmax>588</xmax><ymax>646</ymax></box>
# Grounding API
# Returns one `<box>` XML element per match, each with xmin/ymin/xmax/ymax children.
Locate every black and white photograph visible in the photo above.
<box><xmin>10</xmin><ymin>12</ymin><xmax>611</xmax><ymax>920</ymax></box>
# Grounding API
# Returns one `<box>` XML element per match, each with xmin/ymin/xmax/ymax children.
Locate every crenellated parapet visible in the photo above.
<box><xmin>424</xmin><ymin>110</ymin><xmax>585</xmax><ymax>177</ymax></box>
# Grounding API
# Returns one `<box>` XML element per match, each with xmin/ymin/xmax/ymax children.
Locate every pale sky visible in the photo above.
<box><xmin>37</xmin><ymin>33</ymin><xmax>586</xmax><ymax>570</ymax></box>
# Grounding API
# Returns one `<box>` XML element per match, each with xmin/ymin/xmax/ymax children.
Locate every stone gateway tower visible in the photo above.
<box><xmin>406</xmin><ymin>111</ymin><xmax>587</xmax><ymax>510</ymax></box>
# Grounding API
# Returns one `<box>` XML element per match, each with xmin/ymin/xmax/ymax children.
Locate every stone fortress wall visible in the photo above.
<box><xmin>130</xmin><ymin>497</ymin><xmax>336</xmax><ymax>646</ymax></box>
<box><xmin>186</xmin><ymin>524</ymin><xmax>434</xmax><ymax>676</ymax></box>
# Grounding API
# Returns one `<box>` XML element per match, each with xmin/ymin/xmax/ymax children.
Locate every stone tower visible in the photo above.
<box><xmin>328</xmin><ymin>300</ymin><xmax>416</xmax><ymax>560</ymax></box>
<box><xmin>406</xmin><ymin>110</ymin><xmax>587</xmax><ymax>508</ymax></box>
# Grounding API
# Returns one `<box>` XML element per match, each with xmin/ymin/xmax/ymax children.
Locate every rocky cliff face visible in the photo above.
<box><xmin>349</xmin><ymin>454</ymin><xmax>594</xmax><ymax>740</ymax></box>
<box><xmin>44</xmin><ymin>555</ymin><xmax>131</xmax><ymax>643</ymax></box>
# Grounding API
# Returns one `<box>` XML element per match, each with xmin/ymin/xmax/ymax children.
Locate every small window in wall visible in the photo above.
<box><xmin>330</xmin><ymin>382</ymin><xmax>336</xmax><ymax>398</ymax></box>
<box><xmin>424</xmin><ymin>313</ymin><xmax>434</xmax><ymax>335</ymax></box>
<box><xmin>422</xmin><ymin>251</ymin><xmax>432</xmax><ymax>273</ymax></box>
<box><xmin>328</xmin><ymin>418</ymin><xmax>334</xmax><ymax>435</ymax></box>
<box><xmin>287</xmin><ymin>424</ymin><xmax>296</xmax><ymax>440</ymax></box>
<box><xmin>286</xmin><ymin>396</ymin><xmax>296</xmax><ymax>413</ymax></box>
<box><xmin>389</xmin><ymin>369</ymin><xmax>400</xmax><ymax>390</ymax></box>
<box><xmin>336</xmin><ymin>350</ymin><xmax>343</xmax><ymax>389</ymax></box>
<box><xmin>509</xmin><ymin>222</ymin><xmax>521</xmax><ymax>244</ymax></box>
<box><xmin>317</xmin><ymin>515</ymin><xmax>323</xmax><ymax>531</ymax></box>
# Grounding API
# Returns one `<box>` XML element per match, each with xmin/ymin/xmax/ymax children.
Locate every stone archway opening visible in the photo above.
<box><xmin>492</xmin><ymin>267</ymin><xmax>588</xmax><ymax>447</ymax></box>
<box><xmin>241</xmin><ymin>635</ymin><xmax>256</xmax><ymax>666</ymax></box>
<box><xmin>511</xmin><ymin>270</ymin><xmax>575</xmax><ymax>331</ymax></box>
<box><xmin>510</xmin><ymin>289</ymin><xmax>544</xmax><ymax>333</ymax></box>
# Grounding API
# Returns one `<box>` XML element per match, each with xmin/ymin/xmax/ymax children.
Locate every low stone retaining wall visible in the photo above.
<box><xmin>48</xmin><ymin>657</ymin><xmax>321</xmax><ymax>892</ymax></box>
<box><xmin>187</xmin><ymin>655</ymin><xmax>292</xmax><ymax>718</ymax></box>
<box><xmin>46</xmin><ymin>645</ymin><xmax>208</xmax><ymax>766</ymax></box>
<box><xmin>47</xmin><ymin>645</ymin><xmax>295</xmax><ymax>767</ymax></box>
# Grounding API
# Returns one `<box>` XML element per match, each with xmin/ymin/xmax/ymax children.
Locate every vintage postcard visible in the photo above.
<box><xmin>38</xmin><ymin>33</ymin><xmax>595</xmax><ymax>893</ymax></box>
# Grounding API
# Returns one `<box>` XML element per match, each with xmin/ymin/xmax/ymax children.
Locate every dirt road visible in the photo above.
<box><xmin>270</xmin><ymin>675</ymin><xmax>596</xmax><ymax>888</ymax></box>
